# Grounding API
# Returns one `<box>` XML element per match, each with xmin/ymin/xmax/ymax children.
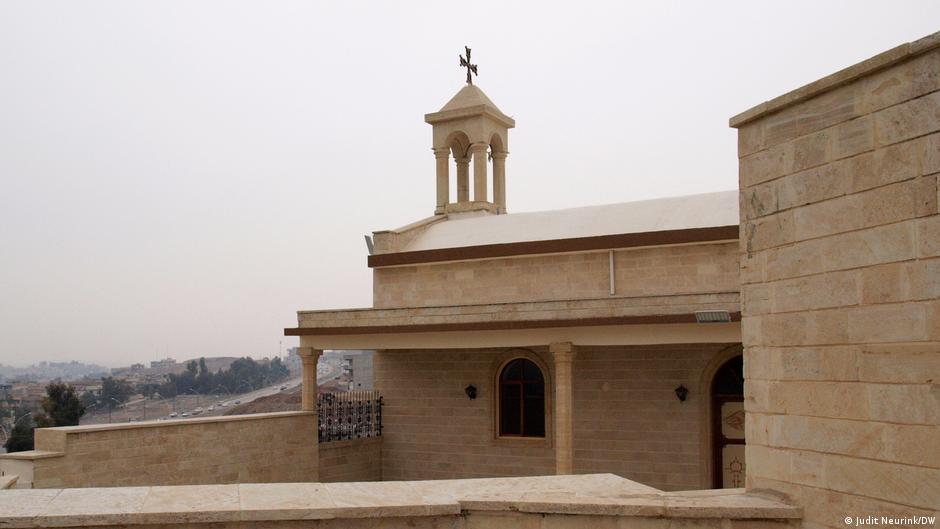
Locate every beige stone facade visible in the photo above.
<box><xmin>732</xmin><ymin>31</ymin><xmax>940</xmax><ymax>529</ymax></box>
<box><xmin>375</xmin><ymin>344</ymin><xmax>739</xmax><ymax>491</ymax></box>
<box><xmin>373</xmin><ymin>242</ymin><xmax>739</xmax><ymax>309</ymax></box>
<box><xmin>286</xmin><ymin>79</ymin><xmax>747</xmax><ymax>496</ymax></box>
<box><xmin>319</xmin><ymin>437</ymin><xmax>383</xmax><ymax>483</ymax></box>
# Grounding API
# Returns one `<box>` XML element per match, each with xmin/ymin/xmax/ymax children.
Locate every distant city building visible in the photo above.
<box><xmin>10</xmin><ymin>382</ymin><xmax>45</xmax><ymax>409</ymax></box>
<box><xmin>0</xmin><ymin>360</ymin><xmax>108</xmax><ymax>382</ymax></box>
<box><xmin>285</xmin><ymin>347</ymin><xmax>302</xmax><ymax>376</ymax></box>
<box><xmin>340</xmin><ymin>351</ymin><xmax>374</xmax><ymax>391</ymax></box>
<box><xmin>150</xmin><ymin>358</ymin><xmax>177</xmax><ymax>369</ymax></box>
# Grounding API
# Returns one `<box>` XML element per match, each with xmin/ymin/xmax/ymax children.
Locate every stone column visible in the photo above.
<box><xmin>297</xmin><ymin>347</ymin><xmax>322</xmax><ymax>412</ymax></box>
<box><xmin>550</xmin><ymin>342</ymin><xmax>576</xmax><ymax>475</ymax></box>
<box><xmin>470</xmin><ymin>142</ymin><xmax>488</xmax><ymax>202</ymax></box>
<box><xmin>492</xmin><ymin>151</ymin><xmax>507</xmax><ymax>213</ymax></box>
<box><xmin>433</xmin><ymin>147</ymin><xmax>450</xmax><ymax>214</ymax></box>
<box><xmin>455</xmin><ymin>156</ymin><xmax>470</xmax><ymax>203</ymax></box>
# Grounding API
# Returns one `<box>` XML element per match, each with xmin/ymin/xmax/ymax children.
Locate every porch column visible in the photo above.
<box><xmin>551</xmin><ymin>342</ymin><xmax>576</xmax><ymax>475</ymax></box>
<box><xmin>298</xmin><ymin>347</ymin><xmax>322</xmax><ymax>412</ymax></box>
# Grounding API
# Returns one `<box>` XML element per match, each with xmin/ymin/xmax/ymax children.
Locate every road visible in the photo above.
<box><xmin>80</xmin><ymin>359</ymin><xmax>342</xmax><ymax>425</ymax></box>
<box><xmin>81</xmin><ymin>377</ymin><xmax>303</xmax><ymax>425</ymax></box>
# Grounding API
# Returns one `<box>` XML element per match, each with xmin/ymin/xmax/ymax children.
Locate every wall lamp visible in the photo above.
<box><xmin>674</xmin><ymin>385</ymin><xmax>689</xmax><ymax>402</ymax></box>
<box><xmin>464</xmin><ymin>385</ymin><xmax>477</xmax><ymax>400</ymax></box>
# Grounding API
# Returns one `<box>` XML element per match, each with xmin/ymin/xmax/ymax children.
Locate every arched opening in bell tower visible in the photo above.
<box><xmin>445</xmin><ymin>131</ymin><xmax>471</xmax><ymax>205</ymax></box>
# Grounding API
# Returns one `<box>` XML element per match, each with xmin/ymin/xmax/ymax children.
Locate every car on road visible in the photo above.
<box><xmin>234</xmin><ymin>400</ymin><xmax>241</xmax><ymax>404</ymax></box>
<box><xmin>181</xmin><ymin>412</ymin><xmax>190</xmax><ymax>417</ymax></box>
<box><xmin>207</xmin><ymin>406</ymin><xmax>215</xmax><ymax>412</ymax></box>
<box><xmin>280</xmin><ymin>385</ymin><xmax>287</xmax><ymax>391</ymax></box>
<box><xmin>169</xmin><ymin>412</ymin><xmax>178</xmax><ymax>418</ymax></box>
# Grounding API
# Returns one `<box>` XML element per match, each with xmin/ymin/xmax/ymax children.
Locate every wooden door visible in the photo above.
<box><xmin>712</xmin><ymin>356</ymin><xmax>745</xmax><ymax>488</ymax></box>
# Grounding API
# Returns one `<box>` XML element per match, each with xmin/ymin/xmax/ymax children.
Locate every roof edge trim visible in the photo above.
<box><xmin>285</xmin><ymin>312</ymin><xmax>742</xmax><ymax>336</ymax></box>
<box><xmin>729</xmin><ymin>30</ymin><xmax>940</xmax><ymax>128</ymax></box>
<box><xmin>366</xmin><ymin>225</ymin><xmax>739</xmax><ymax>268</ymax></box>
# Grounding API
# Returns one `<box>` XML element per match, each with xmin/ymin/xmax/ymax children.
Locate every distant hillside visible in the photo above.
<box><xmin>222</xmin><ymin>378</ymin><xmax>351</xmax><ymax>416</ymax></box>
<box><xmin>224</xmin><ymin>390</ymin><xmax>300</xmax><ymax>415</ymax></box>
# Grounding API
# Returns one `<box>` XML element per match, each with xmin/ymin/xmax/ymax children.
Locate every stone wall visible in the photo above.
<box><xmin>4</xmin><ymin>412</ymin><xmax>317</xmax><ymax>488</ymax></box>
<box><xmin>372</xmin><ymin>242</ymin><xmax>738</xmax><ymax>308</ymax></box>
<box><xmin>733</xmin><ymin>36</ymin><xmax>940</xmax><ymax>528</ymax></box>
<box><xmin>572</xmin><ymin>344</ymin><xmax>737</xmax><ymax>490</ymax></box>
<box><xmin>375</xmin><ymin>344</ymin><xmax>736</xmax><ymax>491</ymax></box>
<box><xmin>319</xmin><ymin>437</ymin><xmax>382</xmax><ymax>482</ymax></box>
<box><xmin>376</xmin><ymin>347</ymin><xmax>556</xmax><ymax>481</ymax></box>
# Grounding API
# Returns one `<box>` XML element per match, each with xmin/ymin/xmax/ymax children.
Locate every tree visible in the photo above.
<box><xmin>4</xmin><ymin>412</ymin><xmax>34</xmax><ymax>452</ymax></box>
<box><xmin>79</xmin><ymin>390</ymin><xmax>98</xmax><ymax>409</ymax></box>
<box><xmin>34</xmin><ymin>382</ymin><xmax>85</xmax><ymax>428</ymax></box>
<box><xmin>195</xmin><ymin>357</ymin><xmax>214</xmax><ymax>393</ymax></box>
<box><xmin>269</xmin><ymin>357</ymin><xmax>290</xmax><ymax>380</ymax></box>
<box><xmin>152</xmin><ymin>356</ymin><xmax>293</xmax><ymax>397</ymax></box>
<box><xmin>100</xmin><ymin>376</ymin><xmax>133</xmax><ymax>405</ymax></box>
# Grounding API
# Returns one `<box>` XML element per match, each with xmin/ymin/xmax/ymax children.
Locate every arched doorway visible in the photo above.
<box><xmin>711</xmin><ymin>355</ymin><xmax>745</xmax><ymax>488</ymax></box>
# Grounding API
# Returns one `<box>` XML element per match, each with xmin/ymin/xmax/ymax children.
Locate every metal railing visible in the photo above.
<box><xmin>317</xmin><ymin>391</ymin><xmax>382</xmax><ymax>443</ymax></box>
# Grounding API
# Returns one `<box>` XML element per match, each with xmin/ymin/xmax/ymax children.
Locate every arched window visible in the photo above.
<box><xmin>498</xmin><ymin>358</ymin><xmax>545</xmax><ymax>437</ymax></box>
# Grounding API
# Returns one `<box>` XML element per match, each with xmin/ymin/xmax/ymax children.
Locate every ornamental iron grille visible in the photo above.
<box><xmin>317</xmin><ymin>391</ymin><xmax>383</xmax><ymax>443</ymax></box>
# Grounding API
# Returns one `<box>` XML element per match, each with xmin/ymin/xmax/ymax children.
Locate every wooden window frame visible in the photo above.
<box><xmin>492</xmin><ymin>350</ymin><xmax>552</xmax><ymax>446</ymax></box>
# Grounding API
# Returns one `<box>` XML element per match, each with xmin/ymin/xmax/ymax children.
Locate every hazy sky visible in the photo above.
<box><xmin>1</xmin><ymin>2</ymin><xmax>937</xmax><ymax>367</ymax></box>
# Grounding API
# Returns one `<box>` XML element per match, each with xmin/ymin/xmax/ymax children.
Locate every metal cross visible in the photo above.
<box><xmin>459</xmin><ymin>46</ymin><xmax>478</xmax><ymax>85</ymax></box>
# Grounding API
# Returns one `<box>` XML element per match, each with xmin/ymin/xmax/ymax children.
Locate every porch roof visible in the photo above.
<box><xmin>286</xmin><ymin>293</ymin><xmax>741</xmax><ymax>349</ymax></box>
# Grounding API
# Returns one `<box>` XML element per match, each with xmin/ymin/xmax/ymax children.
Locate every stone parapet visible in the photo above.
<box><xmin>730</xmin><ymin>31</ymin><xmax>940</xmax><ymax>127</ymax></box>
<box><xmin>319</xmin><ymin>437</ymin><xmax>382</xmax><ymax>482</ymax></box>
<box><xmin>0</xmin><ymin>412</ymin><xmax>317</xmax><ymax>489</ymax></box>
<box><xmin>0</xmin><ymin>473</ymin><xmax>800</xmax><ymax>529</ymax></box>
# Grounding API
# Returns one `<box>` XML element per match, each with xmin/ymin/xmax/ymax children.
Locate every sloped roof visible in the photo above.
<box><xmin>439</xmin><ymin>84</ymin><xmax>504</xmax><ymax>113</ymax></box>
<box><xmin>402</xmin><ymin>190</ymin><xmax>739</xmax><ymax>252</ymax></box>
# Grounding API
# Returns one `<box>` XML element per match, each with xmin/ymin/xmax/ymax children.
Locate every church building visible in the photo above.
<box><xmin>287</xmin><ymin>81</ymin><xmax>746</xmax><ymax>492</ymax></box>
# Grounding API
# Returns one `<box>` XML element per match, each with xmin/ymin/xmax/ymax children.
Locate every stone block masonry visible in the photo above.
<box><xmin>732</xmin><ymin>31</ymin><xmax>940</xmax><ymax>529</ymax></box>
<box><xmin>373</xmin><ymin>242</ymin><xmax>738</xmax><ymax>309</ymax></box>
<box><xmin>375</xmin><ymin>343</ymin><xmax>737</xmax><ymax>491</ymax></box>
<box><xmin>319</xmin><ymin>437</ymin><xmax>382</xmax><ymax>482</ymax></box>
<box><xmin>0</xmin><ymin>411</ymin><xmax>318</xmax><ymax>488</ymax></box>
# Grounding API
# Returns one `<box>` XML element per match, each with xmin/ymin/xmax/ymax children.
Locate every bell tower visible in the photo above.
<box><xmin>425</xmin><ymin>77</ymin><xmax>515</xmax><ymax>215</ymax></box>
